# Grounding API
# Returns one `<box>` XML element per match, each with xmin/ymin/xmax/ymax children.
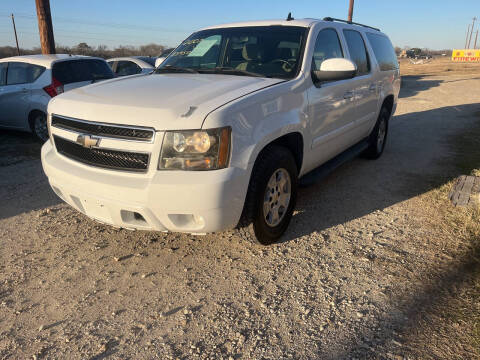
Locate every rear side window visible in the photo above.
<box><xmin>366</xmin><ymin>33</ymin><xmax>399</xmax><ymax>71</ymax></box>
<box><xmin>115</xmin><ymin>61</ymin><xmax>141</xmax><ymax>76</ymax></box>
<box><xmin>53</xmin><ymin>59</ymin><xmax>114</xmax><ymax>84</ymax></box>
<box><xmin>137</xmin><ymin>57</ymin><xmax>156</xmax><ymax>66</ymax></box>
<box><xmin>6</xmin><ymin>62</ymin><xmax>45</xmax><ymax>85</ymax></box>
<box><xmin>312</xmin><ymin>28</ymin><xmax>344</xmax><ymax>70</ymax></box>
<box><xmin>343</xmin><ymin>30</ymin><xmax>370</xmax><ymax>76</ymax></box>
<box><xmin>0</xmin><ymin>63</ymin><xmax>7</xmax><ymax>86</ymax></box>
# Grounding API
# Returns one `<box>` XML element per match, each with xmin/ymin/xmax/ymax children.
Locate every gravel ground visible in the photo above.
<box><xmin>1</xmin><ymin>74</ymin><xmax>480</xmax><ymax>359</ymax></box>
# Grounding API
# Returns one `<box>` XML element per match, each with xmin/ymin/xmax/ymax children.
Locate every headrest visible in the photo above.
<box><xmin>276</xmin><ymin>47</ymin><xmax>293</xmax><ymax>59</ymax></box>
<box><xmin>242</xmin><ymin>44</ymin><xmax>262</xmax><ymax>61</ymax></box>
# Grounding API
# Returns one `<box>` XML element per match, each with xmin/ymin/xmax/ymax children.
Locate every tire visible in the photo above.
<box><xmin>363</xmin><ymin>106</ymin><xmax>390</xmax><ymax>159</ymax></box>
<box><xmin>236</xmin><ymin>145</ymin><xmax>298</xmax><ymax>245</ymax></box>
<box><xmin>31</xmin><ymin>112</ymin><xmax>49</xmax><ymax>142</ymax></box>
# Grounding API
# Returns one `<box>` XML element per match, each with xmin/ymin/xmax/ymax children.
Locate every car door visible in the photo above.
<box><xmin>342</xmin><ymin>29</ymin><xmax>379</xmax><ymax>139</ymax></box>
<box><xmin>306</xmin><ymin>27</ymin><xmax>359</xmax><ymax>169</ymax></box>
<box><xmin>0</xmin><ymin>62</ymin><xmax>32</xmax><ymax>129</ymax></box>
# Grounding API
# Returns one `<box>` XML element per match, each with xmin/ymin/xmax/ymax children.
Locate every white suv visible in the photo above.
<box><xmin>41</xmin><ymin>18</ymin><xmax>400</xmax><ymax>244</ymax></box>
<box><xmin>0</xmin><ymin>55</ymin><xmax>114</xmax><ymax>141</ymax></box>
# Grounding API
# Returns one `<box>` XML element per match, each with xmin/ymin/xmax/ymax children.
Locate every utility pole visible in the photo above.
<box><xmin>348</xmin><ymin>0</ymin><xmax>354</xmax><ymax>22</ymax></box>
<box><xmin>35</xmin><ymin>0</ymin><xmax>55</xmax><ymax>54</ymax></box>
<box><xmin>467</xmin><ymin>17</ymin><xmax>477</xmax><ymax>49</ymax></box>
<box><xmin>11</xmin><ymin>14</ymin><xmax>20</xmax><ymax>56</ymax></box>
<box><xmin>465</xmin><ymin>24</ymin><xmax>471</xmax><ymax>49</ymax></box>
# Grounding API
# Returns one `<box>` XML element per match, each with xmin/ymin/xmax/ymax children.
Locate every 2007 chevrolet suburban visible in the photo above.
<box><xmin>41</xmin><ymin>17</ymin><xmax>401</xmax><ymax>245</ymax></box>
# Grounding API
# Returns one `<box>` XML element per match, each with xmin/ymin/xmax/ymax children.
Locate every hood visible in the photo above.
<box><xmin>48</xmin><ymin>73</ymin><xmax>284</xmax><ymax>130</ymax></box>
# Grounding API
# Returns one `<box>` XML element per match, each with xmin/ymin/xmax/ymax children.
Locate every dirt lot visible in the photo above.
<box><xmin>1</xmin><ymin>62</ymin><xmax>480</xmax><ymax>359</ymax></box>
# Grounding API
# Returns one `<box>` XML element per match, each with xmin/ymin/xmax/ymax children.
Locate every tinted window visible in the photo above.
<box><xmin>53</xmin><ymin>59</ymin><xmax>114</xmax><ymax>84</ymax></box>
<box><xmin>159</xmin><ymin>26</ymin><xmax>308</xmax><ymax>79</ymax></box>
<box><xmin>366</xmin><ymin>33</ymin><xmax>399</xmax><ymax>71</ymax></box>
<box><xmin>137</xmin><ymin>57</ymin><xmax>156</xmax><ymax>66</ymax></box>
<box><xmin>160</xmin><ymin>48</ymin><xmax>174</xmax><ymax>57</ymax></box>
<box><xmin>0</xmin><ymin>63</ymin><xmax>7</xmax><ymax>86</ymax></box>
<box><xmin>312</xmin><ymin>28</ymin><xmax>344</xmax><ymax>70</ymax></box>
<box><xmin>6</xmin><ymin>62</ymin><xmax>45</xmax><ymax>85</ymax></box>
<box><xmin>343</xmin><ymin>30</ymin><xmax>370</xmax><ymax>75</ymax></box>
<box><xmin>115</xmin><ymin>61</ymin><xmax>142</xmax><ymax>76</ymax></box>
<box><xmin>107</xmin><ymin>61</ymin><xmax>114</xmax><ymax>69</ymax></box>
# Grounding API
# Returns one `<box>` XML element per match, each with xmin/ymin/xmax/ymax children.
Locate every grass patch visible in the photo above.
<box><xmin>451</xmin><ymin>110</ymin><xmax>480</xmax><ymax>176</ymax></box>
<box><xmin>429</xmin><ymin>109</ymin><xmax>480</xmax><ymax>353</ymax></box>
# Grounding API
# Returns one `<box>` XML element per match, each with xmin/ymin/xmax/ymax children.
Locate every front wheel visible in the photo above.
<box><xmin>363</xmin><ymin>106</ymin><xmax>390</xmax><ymax>159</ymax></box>
<box><xmin>31</xmin><ymin>112</ymin><xmax>49</xmax><ymax>142</ymax></box>
<box><xmin>236</xmin><ymin>145</ymin><xmax>298</xmax><ymax>245</ymax></box>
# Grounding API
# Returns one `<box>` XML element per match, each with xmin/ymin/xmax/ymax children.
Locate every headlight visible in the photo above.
<box><xmin>158</xmin><ymin>127</ymin><xmax>231</xmax><ymax>170</ymax></box>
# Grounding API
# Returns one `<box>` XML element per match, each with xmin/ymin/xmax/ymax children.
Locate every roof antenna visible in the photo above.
<box><xmin>286</xmin><ymin>12</ymin><xmax>294</xmax><ymax>21</ymax></box>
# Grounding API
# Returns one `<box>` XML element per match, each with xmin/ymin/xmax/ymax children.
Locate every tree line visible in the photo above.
<box><xmin>0</xmin><ymin>42</ymin><xmax>453</xmax><ymax>60</ymax></box>
<box><xmin>0</xmin><ymin>42</ymin><xmax>171</xmax><ymax>59</ymax></box>
<box><xmin>394</xmin><ymin>46</ymin><xmax>453</xmax><ymax>57</ymax></box>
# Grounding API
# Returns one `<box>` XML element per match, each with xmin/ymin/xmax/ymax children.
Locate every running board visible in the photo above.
<box><xmin>299</xmin><ymin>139</ymin><xmax>369</xmax><ymax>187</ymax></box>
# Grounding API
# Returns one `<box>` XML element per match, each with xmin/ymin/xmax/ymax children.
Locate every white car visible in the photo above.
<box><xmin>154</xmin><ymin>49</ymin><xmax>174</xmax><ymax>67</ymax></box>
<box><xmin>42</xmin><ymin>17</ymin><xmax>400</xmax><ymax>244</ymax></box>
<box><xmin>107</xmin><ymin>57</ymin><xmax>156</xmax><ymax>76</ymax></box>
<box><xmin>0</xmin><ymin>54</ymin><xmax>114</xmax><ymax>141</ymax></box>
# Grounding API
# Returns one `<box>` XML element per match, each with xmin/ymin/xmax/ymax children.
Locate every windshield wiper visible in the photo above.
<box><xmin>155</xmin><ymin>66</ymin><xmax>199</xmax><ymax>74</ymax></box>
<box><xmin>199</xmin><ymin>67</ymin><xmax>265</xmax><ymax>78</ymax></box>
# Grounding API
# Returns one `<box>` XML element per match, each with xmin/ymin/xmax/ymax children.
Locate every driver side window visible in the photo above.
<box><xmin>312</xmin><ymin>28</ymin><xmax>344</xmax><ymax>71</ymax></box>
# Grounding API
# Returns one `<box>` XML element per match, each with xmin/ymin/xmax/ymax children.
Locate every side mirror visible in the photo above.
<box><xmin>312</xmin><ymin>58</ymin><xmax>357</xmax><ymax>83</ymax></box>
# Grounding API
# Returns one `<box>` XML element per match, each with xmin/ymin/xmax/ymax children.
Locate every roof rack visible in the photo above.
<box><xmin>323</xmin><ymin>17</ymin><xmax>380</xmax><ymax>32</ymax></box>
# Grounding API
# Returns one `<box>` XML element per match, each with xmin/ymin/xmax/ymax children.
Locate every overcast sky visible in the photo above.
<box><xmin>0</xmin><ymin>0</ymin><xmax>478</xmax><ymax>50</ymax></box>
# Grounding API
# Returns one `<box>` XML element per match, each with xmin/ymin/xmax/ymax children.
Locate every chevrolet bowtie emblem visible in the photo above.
<box><xmin>76</xmin><ymin>134</ymin><xmax>100</xmax><ymax>148</ymax></box>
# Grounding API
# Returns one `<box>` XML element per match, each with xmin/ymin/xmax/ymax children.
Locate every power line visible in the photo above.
<box><xmin>6</xmin><ymin>26</ymin><xmax>173</xmax><ymax>41</ymax></box>
<box><xmin>467</xmin><ymin>17</ymin><xmax>477</xmax><ymax>49</ymax></box>
<box><xmin>1</xmin><ymin>28</ymin><xmax>173</xmax><ymax>46</ymax></box>
<box><xmin>0</xmin><ymin>12</ymin><xmax>193</xmax><ymax>33</ymax></box>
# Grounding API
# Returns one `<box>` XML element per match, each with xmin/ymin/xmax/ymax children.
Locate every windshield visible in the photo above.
<box><xmin>157</xmin><ymin>26</ymin><xmax>307</xmax><ymax>79</ymax></box>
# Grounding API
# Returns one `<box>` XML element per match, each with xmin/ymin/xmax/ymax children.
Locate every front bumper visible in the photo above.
<box><xmin>41</xmin><ymin>141</ymin><xmax>249</xmax><ymax>233</ymax></box>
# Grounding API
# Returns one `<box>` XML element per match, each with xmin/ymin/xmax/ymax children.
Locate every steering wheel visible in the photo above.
<box><xmin>271</xmin><ymin>59</ymin><xmax>294</xmax><ymax>72</ymax></box>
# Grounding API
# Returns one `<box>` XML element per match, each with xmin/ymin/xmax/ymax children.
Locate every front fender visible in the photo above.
<box><xmin>203</xmin><ymin>80</ymin><xmax>309</xmax><ymax>173</ymax></box>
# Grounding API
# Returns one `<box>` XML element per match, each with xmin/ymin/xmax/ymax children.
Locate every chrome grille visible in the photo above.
<box><xmin>51</xmin><ymin>115</ymin><xmax>154</xmax><ymax>141</ymax></box>
<box><xmin>54</xmin><ymin>136</ymin><xmax>149</xmax><ymax>172</ymax></box>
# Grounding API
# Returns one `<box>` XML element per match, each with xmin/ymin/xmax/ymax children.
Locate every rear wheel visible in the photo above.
<box><xmin>31</xmin><ymin>112</ymin><xmax>48</xmax><ymax>142</ymax></box>
<box><xmin>364</xmin><ymin>106</ymin><xmax>389</xmax><ymax>159</ymax></box>
<box><xmin>236</xmin><ymin>145</ymin><xmax>298</xmax><ymax>245</ymax></box>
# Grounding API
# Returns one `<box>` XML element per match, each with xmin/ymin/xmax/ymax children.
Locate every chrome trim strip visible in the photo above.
<box><xmin>53</xmin><ymin>135</ymin><xmax>151</xmax><ymax>173</ymax></box>
<box><xmin>51</xmin><ymin>114</ymin><xmax>156</xmax><ymax>143</ymax></box>
<box><xmin>51</xmin><ymin>125</ymin><xmax>155</xmax><ymax>147</ymax></box>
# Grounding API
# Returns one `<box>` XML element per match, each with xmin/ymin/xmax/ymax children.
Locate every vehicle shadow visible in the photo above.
<box><xmin>399</xmin><ymin>75</ymin><xmax>480</xmax><ymax>99</ymax></box>
<box><xmin>282</xmin><ymin>102</ymin><xmax>480</xmax><ymax>242</ymax></box>
<box><xmin>0</xmin><ymin>130</ymin><xmax>42</xmax><ymax>165</ymax></box>
<box><xmin>281</xmin><ymin>102</ymin><xmax>480</xmax><ymax>358</ymax></box>
<box><xmin>0</xmin><ymin>130</ymin><xmax>60</xmax><ymax>220</ymax></box>
<box><xmin>399</xmin><ymin>75</ymin><xmax>443</xmax><ymax>98</ymax></box>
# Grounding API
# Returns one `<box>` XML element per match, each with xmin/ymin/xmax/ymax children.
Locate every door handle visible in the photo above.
<box><xmin>369</xmin><ymin>83</ymin><xmax>376</xmax><ymax>92</ymax></box>
<box><xmin>343</xmin><ymin>91</ymin><xmax>354</xmax><ymax>99</ymax></box>
<box><xmin>21</xmin><ymin>88</ymin><xmax>28</xmax><ymax>93</ymax></box>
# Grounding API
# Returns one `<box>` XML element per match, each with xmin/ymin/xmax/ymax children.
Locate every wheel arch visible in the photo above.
<box><xmin>28</xmin><ymin>109</ymin><xmax>47</xmax><ymax>131</ymax></box>
<box><xmin>382</xmin><ymin>94</ymin><xmax>395</xmax><ymax>117</ymax></box>
<box><xmin>264</xmin><ymin>132</ymin><xmax>304</xmax><ymax>174</ymax></box>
